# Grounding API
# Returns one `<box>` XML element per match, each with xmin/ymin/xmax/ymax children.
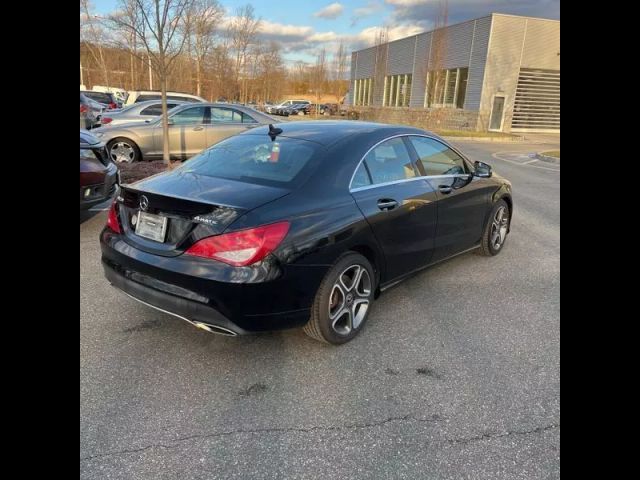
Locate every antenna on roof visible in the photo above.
<box><xmin>268</xmin><ymin>124</ymin><xmax>282</xmax><ymax>141</ymax></box>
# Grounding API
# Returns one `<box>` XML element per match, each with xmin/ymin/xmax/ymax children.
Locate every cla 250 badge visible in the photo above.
<box><xmin>193</xmin><ymin>215</ymin><xmax>219</xmax><ymax>226</ymax></box>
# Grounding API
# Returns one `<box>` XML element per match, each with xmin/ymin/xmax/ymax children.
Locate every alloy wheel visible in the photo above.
<box><xmin>490</xmin><ymin>206</ymin><xmax>509</xmax><ymax>250</ymax></box>
<box><xmin>328</xmin><ymin>264</ymin><xmax>372</xmax><ymax>335</ymax></box>
<box><xmin>109</xmin><ymin>142</ymin><xmax>135</xmax><ymax>163</ymax></box>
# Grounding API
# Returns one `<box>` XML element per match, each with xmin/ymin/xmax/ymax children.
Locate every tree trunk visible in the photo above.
<box><xmin>160</xmin><ymin>74</ymin><xmax>171</xmax><ymax>166</ymax></box>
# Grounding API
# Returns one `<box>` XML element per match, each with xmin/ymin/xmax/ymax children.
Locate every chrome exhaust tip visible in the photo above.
<box><xmin>192</xmin><ymin>321</ymin><xmax>237</xmax><ymax>336</ymax></box>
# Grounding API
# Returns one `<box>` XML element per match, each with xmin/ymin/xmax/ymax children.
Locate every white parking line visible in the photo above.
<box><xmin>492</xmin><ymin>151</ymin><xmax>560</xmax><ymax>172</ymax></box>
<box><xmin>88</xmin><ymin>207</ymin><xmax>109</xmax><ymax>212</ymax></box>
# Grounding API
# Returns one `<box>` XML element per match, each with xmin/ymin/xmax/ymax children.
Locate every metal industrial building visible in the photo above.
<box><xmin>348</xmin><ymin>13</ymin><xmax>560</xmax><ymax>133</ymax></box>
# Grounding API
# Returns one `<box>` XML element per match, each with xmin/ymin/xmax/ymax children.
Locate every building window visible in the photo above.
<box><xmin>353</xmin><ymin>78</ymin><xmax>374</xmax><ymax>106</ymax></box>
<box><xmin>383</xmin><ymin>74</ymin><xmax>412</xmax><ymax>107</ymax></box>
<box><xmin>425</xmin><ymin>67</ymin><xmax>468</xmax><ymax>109</ymax></box>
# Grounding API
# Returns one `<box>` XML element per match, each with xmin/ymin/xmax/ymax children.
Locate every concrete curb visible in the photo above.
<box><xmin>535</xmin><ymin>152</ymin><xmax>560</xmax><ymax>164</ymax></box>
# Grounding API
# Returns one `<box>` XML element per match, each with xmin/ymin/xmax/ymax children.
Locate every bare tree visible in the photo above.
<box><xmin>372</xmin><ymin>27</ymin><xmax>388</xmax><ymax>106</ymax></box>
<box><xmin>110</xmin><ymin>0</ymin><xmax>194</xmax><ymax>165</ymax></box>
<box><xmin>258</xmin><ymin>42</ymin><xmax>284</xmax><ymax>103</ymax></box>
<box><xmin>229</xmin><ymin>4</ymin><xmax>261</xmax><ymax>103</ymax></box>
<box><xmin>184</xmin><ymin>0</ymin><xmax>223</xmax><ymax>97</ymax></box>
<box><xmin>425</xmin><ymin>0</ymin><xmax>448</xmax><ymax>108</ymax></box>
<box><xmin>313</xmin><ymin>48</ymin><xmax>327</xmax><ymax>116</ymax></box>
<box><xmin>108</xmin><ymin>0</ymin><xmax>142</xmax><ymax>89</ymax></box>
<box><xmin>80</xmin><ymin>0</ymin><xmax>111</xmax><ymax>87</ymax></box>
<box><xmin>332</xmin><ymin>41</ymin><xmax>349</xmax><ymax>102</ymax></box>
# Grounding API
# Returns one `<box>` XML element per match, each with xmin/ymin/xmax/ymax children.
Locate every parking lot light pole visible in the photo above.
<box><xmin>148</xmin><ymin>55</ymin><xmax>153</xmax><ymax>90</ymax></box>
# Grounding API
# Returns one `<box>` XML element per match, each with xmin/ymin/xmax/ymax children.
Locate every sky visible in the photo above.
<box><xmin>91</xmin><ymin>0</ymin><xmax>560</xmax><ymax>63</ymax></box>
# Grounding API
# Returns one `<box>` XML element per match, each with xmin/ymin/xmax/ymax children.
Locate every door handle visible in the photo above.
<box><xmin>377</xmin><ymin>199</ymin><xmax>398</xmax><ymax>211</ymax></box>
<box><xmin>192</xmin><ymin>126</ymin><xmax>204</xmax><ymax>131</ymax></box>
<box><xmin>438</xmin><ymin>185</ymin><xmax>452</xmax><ymax>194</ymax></box>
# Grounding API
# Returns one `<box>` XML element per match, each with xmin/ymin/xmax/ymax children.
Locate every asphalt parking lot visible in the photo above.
<box><xmin>80</xmin><ymin>136</ymin><xmax>560</xmax><ymax>479</ymax></box>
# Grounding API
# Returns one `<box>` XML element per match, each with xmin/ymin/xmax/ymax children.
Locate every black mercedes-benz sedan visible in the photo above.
<box><xmin>101</xmin><ymin>121</ymin><xmax>512</xmax><ymax>344</ymax></box>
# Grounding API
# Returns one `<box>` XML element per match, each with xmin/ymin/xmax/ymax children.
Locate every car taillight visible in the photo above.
<box><xmin>108</xmin><ymin>102</ymin><xmax>117</xmax><ymax>109</ymax></box>
<box><xmin>101</xmin><ymin>117</ymin><xmax>112</xmax><ymax>124</ymax></box>
<box><xmin>185</xmin><ymin>221</ymin><xmax>290</xmax><ymax>267</ymax></box>
<box><xmin>80</xmin><ymin>104</ymin><xmax>88</xmax><ymax>113</ymax></box>
<box><xmin>106</xmin><ymin>201</ymin><xmax>121</xmax><ymax>233</ymax></box>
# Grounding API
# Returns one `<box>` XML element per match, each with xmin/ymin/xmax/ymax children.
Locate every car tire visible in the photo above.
<box><xmin>478</xmin><ymin>199</ymin><xmax>510</xmax><ymax>256</ymax></box>
<box><xmin>107</xmin><ymin>137</ymin><xmax>142</xmax><ymax>163</ymax></box>
<box><xmin>303</xmin><ymin>252</ymin><xmax>375</xmax><ymax>345</ymax></box>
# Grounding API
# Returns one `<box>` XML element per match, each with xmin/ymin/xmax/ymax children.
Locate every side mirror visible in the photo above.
<box><xmin>474</xmin><ymin>161</ymin><xmax>492</xmax><ymax>178</ymax></box>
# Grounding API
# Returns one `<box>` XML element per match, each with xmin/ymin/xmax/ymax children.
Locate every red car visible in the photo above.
<box><xmin>80</xmin><ymin>130</ymin><xmax>119</xmax><ymax>210</ymax></box>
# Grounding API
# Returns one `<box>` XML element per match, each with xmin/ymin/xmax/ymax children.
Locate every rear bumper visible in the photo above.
<box><xmin>103</xmin><ymin>261</ymin><xmax>248</xmax><ymax>335</ymax></box>
<box><xmin>100</xmin><ymin>229</ymin><xmax>327</xmax><ymax>334</ymax></box>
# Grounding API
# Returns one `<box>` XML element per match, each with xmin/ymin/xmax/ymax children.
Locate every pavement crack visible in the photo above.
<box><xmin>446</xmin><ymin>423</ymin><xmax>559</xmax><ymax>446</ymax></box>
<box><xmin>80</xmin><ymin>413</ymin><xmax>440</xmax><ymax>462</ymax></box>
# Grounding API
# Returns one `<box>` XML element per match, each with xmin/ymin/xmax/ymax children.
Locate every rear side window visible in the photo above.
<box><xmin>140</xmin><ymin>104</ymin><xmax>163</xmax><ymax>116</ymax></box>
<box><xmin>140</xmin><ymin>103</ymin><xmax>178</xmax><ymax>116</ymax></box>
<box><xmin>210</xmin><ymin>107</ymin><xmax>256</xmax><ymax>124</ymax></box>
<box><xmin>177</xmin><ymin>135</ymin><xmax>321</xmax><ymax>187</ymax></box>
<box><xmin>408</xmin><ymin>136</ymin><xmax>467</xmax><ymax>176</ymax></box>
<box><xmin>361</xmin><ymin>137</ymin><xmax>416</xmax><ymax>185</ymax></box>
<box><xmin>351</xmin><ymin>163</ymin><xmax>371</xmax><ymax>189</ymax></box>
<box><xmin>170</xmin><ymin>106</ymin><xmax>207</xmax><ymax>125</ymax></box>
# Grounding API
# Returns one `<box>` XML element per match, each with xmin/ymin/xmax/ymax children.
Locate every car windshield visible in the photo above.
<box><xmin>176</xmin><ymin>134</ymin><xmax>322</xmax><ymax>187</ymax></box>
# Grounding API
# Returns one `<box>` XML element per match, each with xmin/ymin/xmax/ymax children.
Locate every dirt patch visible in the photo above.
<box><xmin>119</xmin><ymin>160</ymin><xmax>180</xmax><ymax>184</ymax></box>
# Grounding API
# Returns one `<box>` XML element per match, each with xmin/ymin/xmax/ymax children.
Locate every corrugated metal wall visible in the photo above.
<box><xmin>479</xmin><ymin>15</ymin><xmax>560</xmax><ymax>132</ymax></box>
<box><xmin>387</xmin><ymin>36</ymin><xmax>417</xmax><ymax>75</ymax></box>
<box><xmin>465</xmin><ymin>16</ymin><xmax>492</xmax><ymax>110</ymax></box>
<box><xmin>349</xmin><ymin>14</ymin><xmax>559</xmax><ymax>133</ymax></box>
<box><xmin>351</xmin><ymin>17</ymin><xmax>492</xmax><ymax>111</ymax></box>
<box><xmin>409</xmin><ymin>33</ymin><xmax>430</xmax><ymax>108</ymax></box>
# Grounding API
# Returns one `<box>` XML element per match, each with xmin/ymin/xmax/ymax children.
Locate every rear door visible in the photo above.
<box><xmin>157</xmin><ymin>105</ymin><xmax>209</xmax><ymax>159</ymax></box>
<box><xmin>406</xmin><ymin>136</ymin><xmax>489</xmax><ymax>261</ymax></box>
<box><xmin>205</xmin><ymin>107</ymin><xmax>258</xmax><ymax>147</ymax></box>
<box><xmin>350</xmin><ymin>136</ymin><xmax>438</xmax><ymax>282</ymax></box>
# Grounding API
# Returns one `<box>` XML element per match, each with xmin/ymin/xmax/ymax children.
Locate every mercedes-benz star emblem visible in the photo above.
<box><xmin>139</xmin><ymin>195</ymin><xmax>149</xmax><ymax>212</ymax></box>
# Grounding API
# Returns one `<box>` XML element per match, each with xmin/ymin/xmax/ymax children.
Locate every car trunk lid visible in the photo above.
<box><xmin>117</xmin><ymin>170</ymin><xmax>289</xmax><ymax>256</ymax></box>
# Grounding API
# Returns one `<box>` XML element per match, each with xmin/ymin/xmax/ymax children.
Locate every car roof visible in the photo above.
<box><xmin>241</xmin><ymin>121</ymin><xmax>434</xmax><ymax>147</ymax></box>
<box><xmin>130</xmin><ymin>99</ymin><xmax>188</xmax><ymax>108</ymax></box>
<box><xmin>133</xmin><ymin>91</ymin><xmax>203</xmax><ymax>98</ymax></box>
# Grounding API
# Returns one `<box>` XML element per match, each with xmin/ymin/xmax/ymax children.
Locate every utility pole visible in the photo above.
<box><xmin>148</xmin><ymin>55</ymin><xmax>153</xmax><ymax>90</ymax></box>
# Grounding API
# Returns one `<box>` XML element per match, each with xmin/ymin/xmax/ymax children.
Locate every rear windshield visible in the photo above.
<box><xmin>84</xmin><ymin>92</ymin><xmax>112</xmax><ymax>103</ymax></box>
<box><xmin>176</xmin><ymin>135</ymin><xmax>322</xmax><ymax>187</ymax></box>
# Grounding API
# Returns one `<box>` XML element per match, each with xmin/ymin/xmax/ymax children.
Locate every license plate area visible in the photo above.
<box><xmin>135</xmin><ymin>211</ymin><xmax>168</xmax><ymax>242</ymax></box>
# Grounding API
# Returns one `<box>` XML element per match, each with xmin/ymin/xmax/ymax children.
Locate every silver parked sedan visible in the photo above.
<box><xmin>96</xmin><ymin>100</ymin><xmax>187</xmax><ymax>127</ymax></box>
<box><xmin>92</xmin><ymin>103</ymin><xmax>276</xmax><ymax>163</ymax></box>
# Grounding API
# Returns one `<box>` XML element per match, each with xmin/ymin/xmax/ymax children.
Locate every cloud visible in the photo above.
<box><xmin>350</xmin><ymin>1</ymin><xmax>384</xmax><ymax>27</ymax></box>
<box><xmin>308</xmin><ymin>31</ymin><xmax>340</xmax><ymax>43</ymax></box>
<box><xmin>346</xmin><ymin>24</ymin><xmax>425</xmax><ymax>51</ymax></box>
<box><xmin>314</xmin><ymin>2</ymin><xmax>345</xmax><ymax>19</ymax></box>
<box><xmin>385</xmin><ymin>0</ymin><xmax>560</xmax><ymax>27</ymax></box>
